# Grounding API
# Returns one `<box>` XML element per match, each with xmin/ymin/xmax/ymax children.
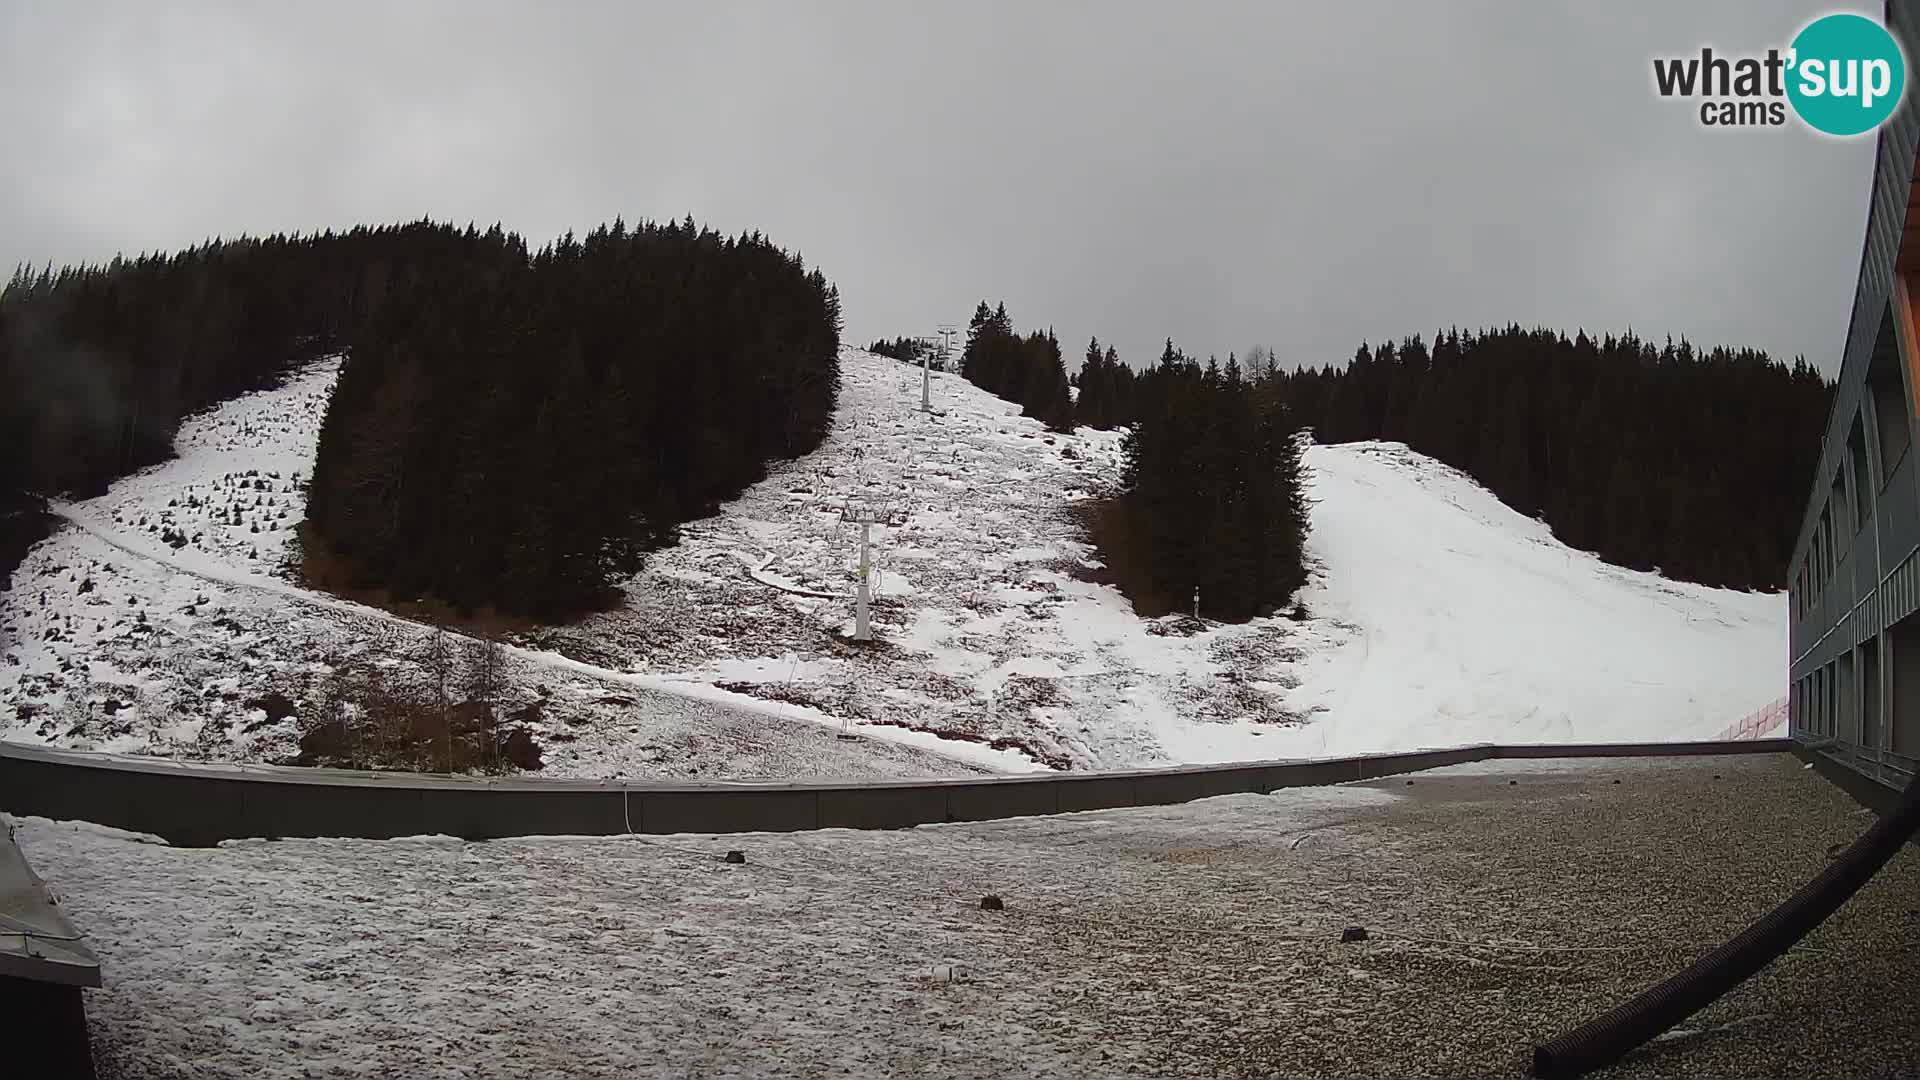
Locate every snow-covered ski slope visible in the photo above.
<box><xmin>548</xmin><ymin>348</ymin><xmax>1784</xmax><ymax>768</ymax></box>
<box><xmin>0</xmin><ymin>358</ymin><xmax>1003</xmax><ymax>778</ymax></box>
<box><xmin>0</xmin><ymin>347</ymin><xmax>1784</xmax><ymax>777</ymax></box>
<box><xmin>1285</xmin><ymin>442</ymin><xmax>1782</xmax><ymax>755</ymax></box>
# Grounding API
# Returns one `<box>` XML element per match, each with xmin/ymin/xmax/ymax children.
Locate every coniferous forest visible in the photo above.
<box><xmin>960</xmin><ymin>302</ymin><xmax>1074</xmax><ymax>433</ymax></box>
<box><xmin>0</xmin><ymin>218</ymin><xmax>842</xmax><ymax>615</ymax></box>
<box><xmin>309</xmin><ymin>219</ymin><xmax>841</xmax><ymax>616</ymax></box>
<box><xmin>1096</xmin><ymin>342</ymin><xmax>1311</xmax><ymax>621</ymax></box>
<box><xmin>876</xmin><ymin>327</ymin><xmax>1134</xmax><ymax>431</ymax></box>
<box><xmin>0</xmin><ymin>222</ymin><xmax>521</xmax><ymax>586</ymax></box>
<box><xmin>866</xmin><ymin>336</ymin><xmax>950</xmax><ymax>370</ymax></box>
<box><xmin>0</xmin><ymin>223</ymin><xmax>515</xmax><ymax>503</ymax></box>
<box><xmin>1275</xmin><ymin>326</ymin><xmax>1831</xmax><ymax>590</ymax></box>
<box><xmin>1071</xmin><ymin>336</ymin><xmax>1138</xmax><ymax>430</ymax></box>
<box><xmin>2</xmin><ymin>221</ymin><xmax>1829</xmax><ymax>619</ymax></box>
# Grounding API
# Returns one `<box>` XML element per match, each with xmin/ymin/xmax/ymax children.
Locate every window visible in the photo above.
<box><xmin>1849</xmin><ymin>416</ymin><xmax>1873</xmax><ymax>531</ymax></box>
<box><xmin>1831</xmin><ymin>473</ymin><xmax>1851</xmax><ymax>558</ymax></box>
<box><xmin>1862</xmin><ymin>639</ymin><xmax>1883</xmax><ymax>751</ymax></box>
<box><xmin>1830</xmin><ymin>507</ymin><xmax>1840</xmax><ymax>576</ymax></box>
<box><xmin>1817</xmin><ymin>506</ymin><xmax>1834</xmax><ymax>589</ymax></box>
<box><xmin>1868</xmin><ymin>305</ymin><xmax>1912</xmax><ymax>484</ymax></box>
<box><xmin>1892</xmin><ymin>615</ymin><xmax>1920</xmax><ymax>756</ymax></box>
<box><xmin>1835</xmin><ymin>652</ymin><xmax>1854</xmax><ymax>743</ymax></box>
<box><xmin>1831</xmin><ymin>665</ymin><xmax>1842</xmax><ymax>736</ymax></box>
<box><xmin>1826</xmin><ymin>506</ymin><xmax>1838</xmax><ymax>580</ymax></box>
<box><xmin>1812</xmin><ymin>507</ymin><xmax>1827</xmax><ymax>580</ymax></box>
<box><xmin>1812</xmin><ymin>516</ymin><xmax>1825</xmax><ymax>593</ymax></box>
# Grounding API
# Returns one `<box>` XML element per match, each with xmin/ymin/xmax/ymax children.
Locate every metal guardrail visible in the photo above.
<box><xmin>0</xmin><ymin>738</ymin><xmax>1795</xmax><ymax>847</ymax></box>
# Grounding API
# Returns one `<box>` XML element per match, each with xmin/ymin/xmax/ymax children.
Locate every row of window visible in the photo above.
<box><xmin>1795</xmin><ymin>303</ymin><xmax>1913</xmax><ymax>622</ymax></box>
<box><xmin>1793</xmin><ymin>614</ymin><xmax>1920</xmax><ymax>758</ymax></box>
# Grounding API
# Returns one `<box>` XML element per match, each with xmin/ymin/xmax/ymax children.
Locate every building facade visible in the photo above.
<box><xmin>1789</xmin><ymin>1</ymin><xmax>1920</xmax><ymax>792</ymax></box>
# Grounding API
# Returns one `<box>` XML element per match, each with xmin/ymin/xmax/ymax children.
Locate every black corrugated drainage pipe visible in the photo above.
<box><xmin>1530</xmin><ymin>765</ymin><xmax>1920</xmax><ymax>1079</ymax></box>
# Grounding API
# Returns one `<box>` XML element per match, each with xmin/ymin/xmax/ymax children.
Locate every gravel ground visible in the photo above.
<box><xmin>15</xmin><ymin>753</ymin><xmax>1918</xmax><ymax>1079</ymax></box>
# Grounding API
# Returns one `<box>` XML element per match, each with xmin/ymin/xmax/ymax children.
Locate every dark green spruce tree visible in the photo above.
<box><xmin>1</xmin><ymin>216</ymin><xmax>843</xmax><ymax>613</ymax></box>
<box><xmin>1109</xmin><ymin>340</ymin><xmax>1311</xmax><ymax>620</ymax></box>
<box><xmin>1275</xmin><ymin>325</ymin><xmax>1831</xmax><ymax>590</ymax></box>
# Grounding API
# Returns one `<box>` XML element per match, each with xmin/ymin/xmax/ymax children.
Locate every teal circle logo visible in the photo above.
<box><xmin>1787</xmin><ymin>13</ymin><xmax>1906</xmax><ymax>136</ymax></box>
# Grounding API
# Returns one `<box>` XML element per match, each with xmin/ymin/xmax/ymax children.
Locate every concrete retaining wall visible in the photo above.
<box><xmin>0</xmin><ymin>738</ymin><xmax>1794</xmax><ymax>847</ymax></box>
<box><xmin>1496</xmin><ymin>739</ymin><xmax>1793</xmax><ymax>759</ymax></box>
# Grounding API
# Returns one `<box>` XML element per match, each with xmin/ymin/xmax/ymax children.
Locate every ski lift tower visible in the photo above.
<box><xmin>938</xmin><ymin>325</ymin><xmax>958</xmax><ymax>371</ymax></box>
<box><xmin>916</xmin><ymin>327</ymin><xmax>959</xmax><ymax>413</ymax></box>
<box><xmin>840</xmin><ymin>497</ymin><xmax>908</xmax><ymax>641</ymax></box>
<box><xmin>915</xmin><ymin>335</ymin><xmax>937</xmax><ymax>412</ymax></box>
<box><xmin>937</xmin><ymin>324</ymin><xmax>958</xmax><ymax>393</ymax></box>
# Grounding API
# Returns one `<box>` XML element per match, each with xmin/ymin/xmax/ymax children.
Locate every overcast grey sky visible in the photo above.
<box><xmin>0</xmin><ymin>2</ymin><xmax>1886</xmax><ymax>374</ymax></box>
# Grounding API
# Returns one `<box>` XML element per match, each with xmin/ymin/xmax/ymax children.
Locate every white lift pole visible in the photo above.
<box><xmin>921</xmin><ymin>326</ymin><xmax>958</xmax><ymax>413</ymax></box>
<box><xmin>841</xmin><ymin>501</ymin><xmax>906</xmax><ymax>642</ymax></box>
<box><xmin>842</xmin><ymin>505</ymin><xmax>884</xmax><ymax>641</ymax></box>
<box><xmin>856</xmin><ymin>519</ymin><xmax>874</xmax><ymax>639</ymax></box>
<box><xmin>920</xmin><ymin>343</ymin><xmax>932</xmax><ymax>413</ymax></box>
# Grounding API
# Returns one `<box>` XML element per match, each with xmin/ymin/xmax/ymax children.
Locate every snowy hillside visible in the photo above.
<box><xmin>1280</xmin><ymin>442</ymin><xmax>1784</xmax><ymax>756</ymax></box>
<box><xmin>0</xmin><ymin>359</ymin><xmax>1004</xmax><ymax>779</ymax></box>
<box><xmin>545</xmin><ymin>349</ymin><xmax>1784</xmax><ymax>767</ymax></box>
<box><xmin>0</xmin><ymin>348</ymin><xmax>1785</xmax><ymax>777</ymax></box>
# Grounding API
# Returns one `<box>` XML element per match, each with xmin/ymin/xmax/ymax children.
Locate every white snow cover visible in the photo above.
<box><xmin>0</xmin><ymin>359</ymin><xmax>997</xmax><ymax>778</ymax></box>
<box><xmin>558</xmin><ymin>350</ymin><xmax>1784</xmax><ymax>767</ymax></box>
<box><xmin>13</xmin><ymin>782</ymin><xmax>1408</xmax><ymax>1077</ymax></box>
<box><xmin>0</xmin><ymin>348</ymin><xmax>1783</xmax><ymax>778</ymax></box>
<box><xmin>1270</xmin><ymin>442</ymin><xmax>1784</xmax><ymax>757</ymax></box>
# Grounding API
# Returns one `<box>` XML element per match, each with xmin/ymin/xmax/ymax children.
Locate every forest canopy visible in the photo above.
<box><xmin>0</xmin><ymin>218</ymin><xmax>843</xmax><ymax>615</ymax></box>
<box><xmin>1275</xmin><ymin>326</ymin><xmax>1830</xmax><ymax>591</ymax></box>
<box><xmin>1112</xmin><ymin>344</ymin><xmax>1312</xmax><ymax>621</ymax></box>
<box><xmin>308</xmin><ymin>219</ymin><xmax>842</xmax><ymax>616</ymax></box>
